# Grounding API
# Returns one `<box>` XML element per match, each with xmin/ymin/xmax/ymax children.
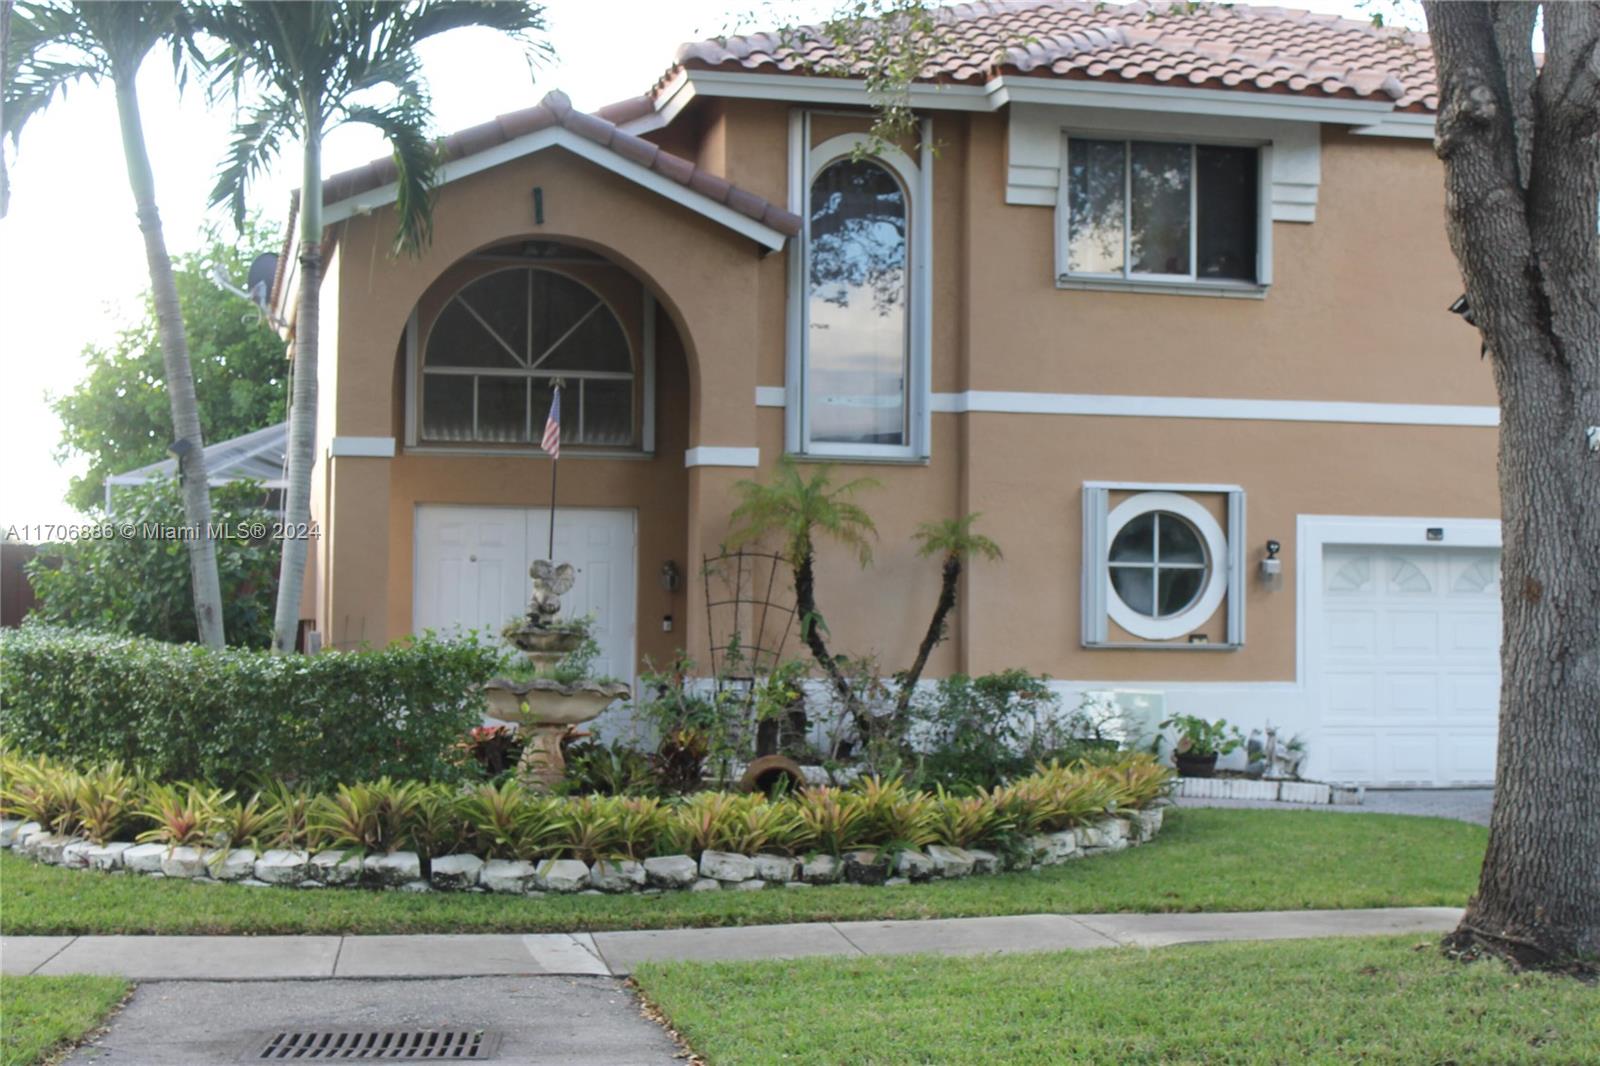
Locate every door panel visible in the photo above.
<box><xmin>414</xmin><ymin>505</ymin><xmax>636</xmax><ymax>684</ymax></box>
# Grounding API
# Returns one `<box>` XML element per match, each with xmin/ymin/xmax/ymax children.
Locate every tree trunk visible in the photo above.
<box><xmin>271</xmin><ymin>117</ymin><xmax>322</xmax><ymax>655</ymax></box>
<box><xmin>792</xmin><ymin>547</ymin><xmax>863</xmax><ymax>731</ymax></box>
<box><xmin>113</xmin><ymin>73</ymin><xmax>226</xmax><ymax>650</ymax></box>
<box><xmin>894</xmin><ymin>554</ymin><xmax>961</xmax><ymax>719</ymax></box>
<box><xmin>1424</xmin><ymin>0</ymin><xmax>1600</xmax><ymax>972</ymax></box>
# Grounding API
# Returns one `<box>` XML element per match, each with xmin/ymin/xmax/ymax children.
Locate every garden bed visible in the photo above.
<box><xmin>0</xmin><ymin>751</ymin><xmax>1172</xmax><ymax>901</ymax></box>
<box><xmin>0</xmin><ymin>807</ymin><xmax>1164</xmax><ymax>898</ymax></box>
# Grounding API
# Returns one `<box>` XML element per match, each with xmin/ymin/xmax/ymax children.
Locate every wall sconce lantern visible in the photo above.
<box><xmin>1259</xmin><ymin>540</ymin><xmax>1282</xmax><ymax>584</ymax></box>
<box><xmin>659</xmin><ymin>560</ymin><xmax>681</xmax><ymax>593</ymax></box>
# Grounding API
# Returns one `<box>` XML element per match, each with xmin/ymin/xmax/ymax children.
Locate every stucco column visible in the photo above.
<box><xmin>321</xmin><ymin>454</ymin><xmax>393</xmax><ymax>650</ymax></box>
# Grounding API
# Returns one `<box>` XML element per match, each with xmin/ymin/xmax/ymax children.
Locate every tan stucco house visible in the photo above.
<box><xmin>274</xmin><ymin>2</ymin><xmax>1501</xmax><ymax>787</ymax></box>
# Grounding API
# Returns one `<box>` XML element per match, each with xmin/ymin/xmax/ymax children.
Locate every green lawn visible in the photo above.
<box><xmin>0</xmin><ymin>976</ymin><xmax>129</xmax><ymax>1066</ymax></box>
<box><xmin>633</xmin><ymin>935</ymin><xmax>1598</xmax><ymax>1065</ymax></box>
<box><xmin>0</xmin><ymin>809</ymin><xmax>1485</xmax><ymax>936</ymax></box>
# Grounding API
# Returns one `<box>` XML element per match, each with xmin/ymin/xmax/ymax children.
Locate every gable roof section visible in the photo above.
<box><xmin>668</xmin><ymin>1</ymin><xmax>1438</xmax><ymax>112</ymax></box>
<box><xmin>318</xmin><ymin>90</ymin><xmax>801</xmax><ymax>250</ymax></box>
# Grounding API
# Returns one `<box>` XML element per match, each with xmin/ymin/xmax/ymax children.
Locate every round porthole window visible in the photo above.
<box><xmin>1104</xmin><ymin>492</ymin><xmax>1229</xmax><ymax>641</ymax></box>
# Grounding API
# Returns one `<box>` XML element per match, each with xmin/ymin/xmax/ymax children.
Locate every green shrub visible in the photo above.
<box><xmin>25</xmin><ymin>478</ymin><xmax>280</xmax><ymax>648</ymax></box>
<box><xmin>0</xmin><ymin>626</ymin><xmax>499</xmax><ymax>790</ymax></box>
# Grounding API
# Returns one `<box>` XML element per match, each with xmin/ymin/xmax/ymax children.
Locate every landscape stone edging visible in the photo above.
<box><xmin>1173</xmin><ymin>777</ymin><xmax>1364</xmax><ymax>805</ymax></box>
<box><xmin>0</xmin><ymin>806</ymin><xmax>1165</xmax><ymax>896</ymax></box>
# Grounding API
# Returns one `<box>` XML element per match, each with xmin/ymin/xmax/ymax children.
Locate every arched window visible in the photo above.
<box><xmin>786</xmin><ymin>121</ymin><xmax>933</xmax><ymax>462</ymax></box>
<box><xmin>804</xmin><ymin>154</ymin><xmax>910</xmax><ymax>451</ymax></box>
<box><xmin>420</xmin><ymin>267</ymin><xmax>634</xmax><ymax>447</ymax></box>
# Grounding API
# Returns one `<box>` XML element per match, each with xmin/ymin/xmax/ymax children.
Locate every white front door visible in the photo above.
<box><xmin>414</xmin><ymin>505</ymin><xmax>638</xmax><ymax>683</ymax></box>
<box><xmin>1315</xmin><ymin>545</ymin><xmax>1500</xmax><ymax>786</ymax></box>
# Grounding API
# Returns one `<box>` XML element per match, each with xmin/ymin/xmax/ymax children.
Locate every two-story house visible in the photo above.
<box><xmin>273</xmin><ymin>1</ymin><xmax>1500</xmax><ymax>787</ymax></box>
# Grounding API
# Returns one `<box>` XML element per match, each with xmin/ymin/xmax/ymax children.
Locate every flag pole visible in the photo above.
<box><xmin>546</xmin><ymin>381</ymin><xmax>561</xmax><ymax>560</ymax></box>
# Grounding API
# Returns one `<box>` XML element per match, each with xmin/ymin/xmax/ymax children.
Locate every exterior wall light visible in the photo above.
<box><xmin>659</xmin><ymin>560</ymin><xmax>681</xmax><ymax>593</ymax></box>
<box><xmin>1259</xmin><ymin>539</ymin><xmax>1282</xmax><ymax>584</ymax></box>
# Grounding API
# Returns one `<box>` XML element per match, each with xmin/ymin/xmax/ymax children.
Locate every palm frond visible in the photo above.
<box><xmin>210</xmin><ymin>94</ymin><xmax>295</xmax><ymax>229</ymax></box>
<box><xmin>727</xmin><ymin>457</ymin><xmax>880</xmax><ymax>566</ymax></box>
<box><xmin>340</xmin><ymin>92</ymin><xmax>439</xmax><ymax>254</ymax></box>
<box><xmin>913</xmin><ymin>513</ymin><xmax>1002</xmax><ymax>561</ymax></box>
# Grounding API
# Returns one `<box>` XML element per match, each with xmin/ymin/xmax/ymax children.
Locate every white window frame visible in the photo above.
<box><xmin>786</xmin><ymin>116</ymin><xmax>932</xmax><ymax>461</ymax></box>
<box><xmin>1055</xmin><ymin>132</ymin><xmax>1273</xmax><ymax>298</ymax></box>
<box><xmin>1082</xmin><ymin>483</ymin><xmax>1247</xmax><ymax>648</ymax></box>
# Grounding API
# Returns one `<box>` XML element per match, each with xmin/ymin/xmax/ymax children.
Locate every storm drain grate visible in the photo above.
<box><xmin>250</xmin><ymin>1029</ymin><xmax>501</xmax><ymax>1060</ymax></box>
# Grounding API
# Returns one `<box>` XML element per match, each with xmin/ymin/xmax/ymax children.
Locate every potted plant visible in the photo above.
<box><xmin>1159</xmin><ymin>714</ymin><xmax>1244</xmax><ymax>777</ymax></box>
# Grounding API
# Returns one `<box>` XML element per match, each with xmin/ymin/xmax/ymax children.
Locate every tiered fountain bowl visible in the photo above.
<box><xmin>484</xmin><ymin>623</ymin><xmax>631</xmax><ymax>790</ymax></box>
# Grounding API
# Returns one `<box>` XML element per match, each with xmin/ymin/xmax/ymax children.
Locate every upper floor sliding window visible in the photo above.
<box><xmin>1059</xmin><ymin>137</ymin><xmax>1263</xmax><ymax>292</ymax></box>
<box><xmin>419</xmin><ymin>267</ymin><xmax>636</xmax><ymax>449</ymax></box>
<box><xmin>790</xmin><ymin>124</ymin><xmax>930</xmax><ymax>461</ymax></box>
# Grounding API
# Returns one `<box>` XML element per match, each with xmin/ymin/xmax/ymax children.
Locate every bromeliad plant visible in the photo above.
<box><xmin>136</xmin><ymin>783</ymin><xmax>233</xmax><ymax>848</ymax></box>
<box><xmin>6</xmin><ymin>750</ymin><xmax>1171</xmax><ymax>866</ymax></box>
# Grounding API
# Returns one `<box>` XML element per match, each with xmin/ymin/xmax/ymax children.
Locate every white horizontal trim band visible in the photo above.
<box><xmin>685</xmin><ymin>446</ymin><xmax>760</xmax><ymax>468</ymax></box>
<box><xmin>755</xmin><ymin>386</ymin><xmax>786</xmax><ymax>407</ymax></box>
<box><xmin>329</xmin><ymin>436</ymin><xmax>396</xmax><ymax>458</ymax></box>
<box><xmin>928</xmin><ymin>391</ymin><xmax>1498</xmax><ymax>427</ymax></box>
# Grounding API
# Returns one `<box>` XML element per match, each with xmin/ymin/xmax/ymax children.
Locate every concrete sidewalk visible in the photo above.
<box><xmin>2</xmin><ymin>907</ymin><xmax>1462</xmax><ymax>979</ymax></box>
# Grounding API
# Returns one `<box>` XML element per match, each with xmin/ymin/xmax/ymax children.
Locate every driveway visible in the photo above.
<box><xmin>65</xmin><ymin>976</ymin><xmax>682</xmax><ymax>1066</ymax></box>
<box><xmin>1176</xmin><ymin>788</ymin><xmax>1492</xmax><ymax>826</ymax></box>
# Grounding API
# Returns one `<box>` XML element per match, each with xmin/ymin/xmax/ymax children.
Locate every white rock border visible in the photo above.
<box><xmin>1174</xmin><ymin>778</ymin><xmax>1364</xmax><ymax>805</ymax></box>
<box><xmin>0</xmin><ymin>807</ymin><xmax>1165</xmax><ymax>896</ymax></box>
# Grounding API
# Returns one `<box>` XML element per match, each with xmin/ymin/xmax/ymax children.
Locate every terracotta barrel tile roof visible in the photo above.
<box><xmin>320</xmin><ymin>89</ymin><xmax>801</xmax><ymax>238</ymax></box>
<box><xmin>666</xmin><ymin>0</ymin><xmax>1438</xmax><ymax>111</ymax></box>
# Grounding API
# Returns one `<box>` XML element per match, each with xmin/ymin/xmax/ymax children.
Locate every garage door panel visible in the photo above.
<box><xmin>1446</xmin><ymin>673</ymin><xmax>1499</xmax><ymax>719</ymax></box>
<box><xmin>1316</xmin><ymin>544</ymin><xmax>1500</xmax><ymax>786</ymax></box>
<box><xmin>1383</xmin><ymin>673</ymin><xmax>1440</xmax><ymax>718</ymax></box>
<box><xmin>1325</xmin><ymin>609</ymin><xmax>1378</xmax><ymax>655</ymax></box>
<box><xmin>1322</xmin><ymin>734</ymin><xmax>1378</xmax><ymax>781</ymax></box>
<box><xmin>1385</xmin><ymin>611</ymin><xmax>1439</xmax><ymax>655</ymax></box>
<box><xmin>1382</xmin><ymin>734</ymin><xmax>1440</xmax><ymax>783</ymax></box>
<box><xmin>1446</xmin><ymin>612</ymin><xmax>1499</xmax><ymax>654</ymax></box>
<box><xmin>1323</xmin><ymin>671</ymin><xmax>1378</xmax><ymax>721</ymax></box>
<box><xmin>1444</xmin><ymin>734</ymin><xmax>1496</xmax><ymax>783</ymax></box>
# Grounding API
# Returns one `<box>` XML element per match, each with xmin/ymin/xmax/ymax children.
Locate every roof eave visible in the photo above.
<box><xmin>320</xmin><ymin>124</ymin><xmax>794</xmax><ymax>252</ymax></box>
<box><xmin>665</xmin><ymin>66</ymin><xmax>1411</xmax><ymax>127</ymax></box>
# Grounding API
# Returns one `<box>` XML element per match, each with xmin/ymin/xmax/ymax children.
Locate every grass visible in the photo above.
<box><xmin>633</xmin><ymin>935</ymin><xmax>1599</xmax><ymax>1065</ymax></box>
<box><xmin>0</xmin><ymin>809</ymin><xmax>1485</xmax><ymax>936</ymax></box>
<box><xmin>0</xmin><ymin>976</ymin><xmax>129</xmax><ymax>1066</ymax></box>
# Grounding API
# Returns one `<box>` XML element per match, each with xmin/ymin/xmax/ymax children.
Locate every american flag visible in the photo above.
<box><xmin>541</xmin><ymin>385</ymin><xmax>561</xmax><ymax>459</ymax></box>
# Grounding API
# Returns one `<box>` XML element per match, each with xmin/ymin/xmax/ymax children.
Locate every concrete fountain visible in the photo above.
<box><xmin>483</xmin><ymin>560</ymin><xmax>630</xmax><ymax>789</ymax></box>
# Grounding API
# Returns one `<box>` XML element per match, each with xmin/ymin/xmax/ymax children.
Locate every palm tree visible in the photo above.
<box><xmin>196</xmin><ymin>1</ymin><xmax>547</xmax><ymax>653</ymax></box>
<box><xmin>895</xmin><ymin>514</ymin><xmax>1001</xmax><ymax>718</ymax></box>
<box><xmin>3</xmin><ymin>1</ymin><xmax>228</xmax><ymax>648</ymax></box>
<box><xmin>727</xmin><ymin>458</ymin><xmax>879</xmax><ymax>721</ymax></box>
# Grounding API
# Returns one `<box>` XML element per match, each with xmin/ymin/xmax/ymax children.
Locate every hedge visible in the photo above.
<box><xmin>0</xmin><ymin>626</ymin><xmax>500</xmax><ymax>790</ymax></box>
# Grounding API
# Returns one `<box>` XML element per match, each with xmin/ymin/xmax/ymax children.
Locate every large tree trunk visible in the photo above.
<box><xmin>270</xmin><ymin>119</ymin><xmax>322</xmax><ymax>655</ymax></box>
<box><xmin>1424</xmin><ymin>0</ymin><xmax>1600</xmax><ymax>972</ymax></box>
<box><xmin>113</xmin><ymin>73</ymin><xmax>226</xmax><ymax>650</ymax></box>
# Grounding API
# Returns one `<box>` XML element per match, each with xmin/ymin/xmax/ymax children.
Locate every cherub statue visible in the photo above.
<box><xmin>526</xmin><ymin>560</ymin><xmax>576</xmax><ymax>627</ymax></box>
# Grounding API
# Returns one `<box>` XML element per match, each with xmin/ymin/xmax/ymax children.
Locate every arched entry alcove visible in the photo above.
<box><xmin>379</xmin><ymin>237</ymin><xmax>695</xmax><ymax>686</ymax></box>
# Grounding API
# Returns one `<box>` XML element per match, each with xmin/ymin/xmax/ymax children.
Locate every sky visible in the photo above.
<box><xmin>0</xmin><ymin>0</ymin><xmax>1402</xmax><ymax>530</ymax></box>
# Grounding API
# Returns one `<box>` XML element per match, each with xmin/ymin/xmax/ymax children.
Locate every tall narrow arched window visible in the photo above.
<box><xmin>797</xmin><ymin>132</ymin><xmax>924</xmax><ymax>459</ymax></box>
<box><xmin>420</xmin><ymin>267</ymin><xmax>634</xmax><ymax>447</ymax></box>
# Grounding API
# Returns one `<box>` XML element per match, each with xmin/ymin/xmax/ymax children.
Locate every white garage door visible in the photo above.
<box><xmin>1316</xmin><ymin>545</ymin><xmax>1500</xmax><ymax>786</ymax></box>
<box><xmin>414</xmin><ymin>506</ymin><xmax>637</xmax><ymax>684</ymax></box>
